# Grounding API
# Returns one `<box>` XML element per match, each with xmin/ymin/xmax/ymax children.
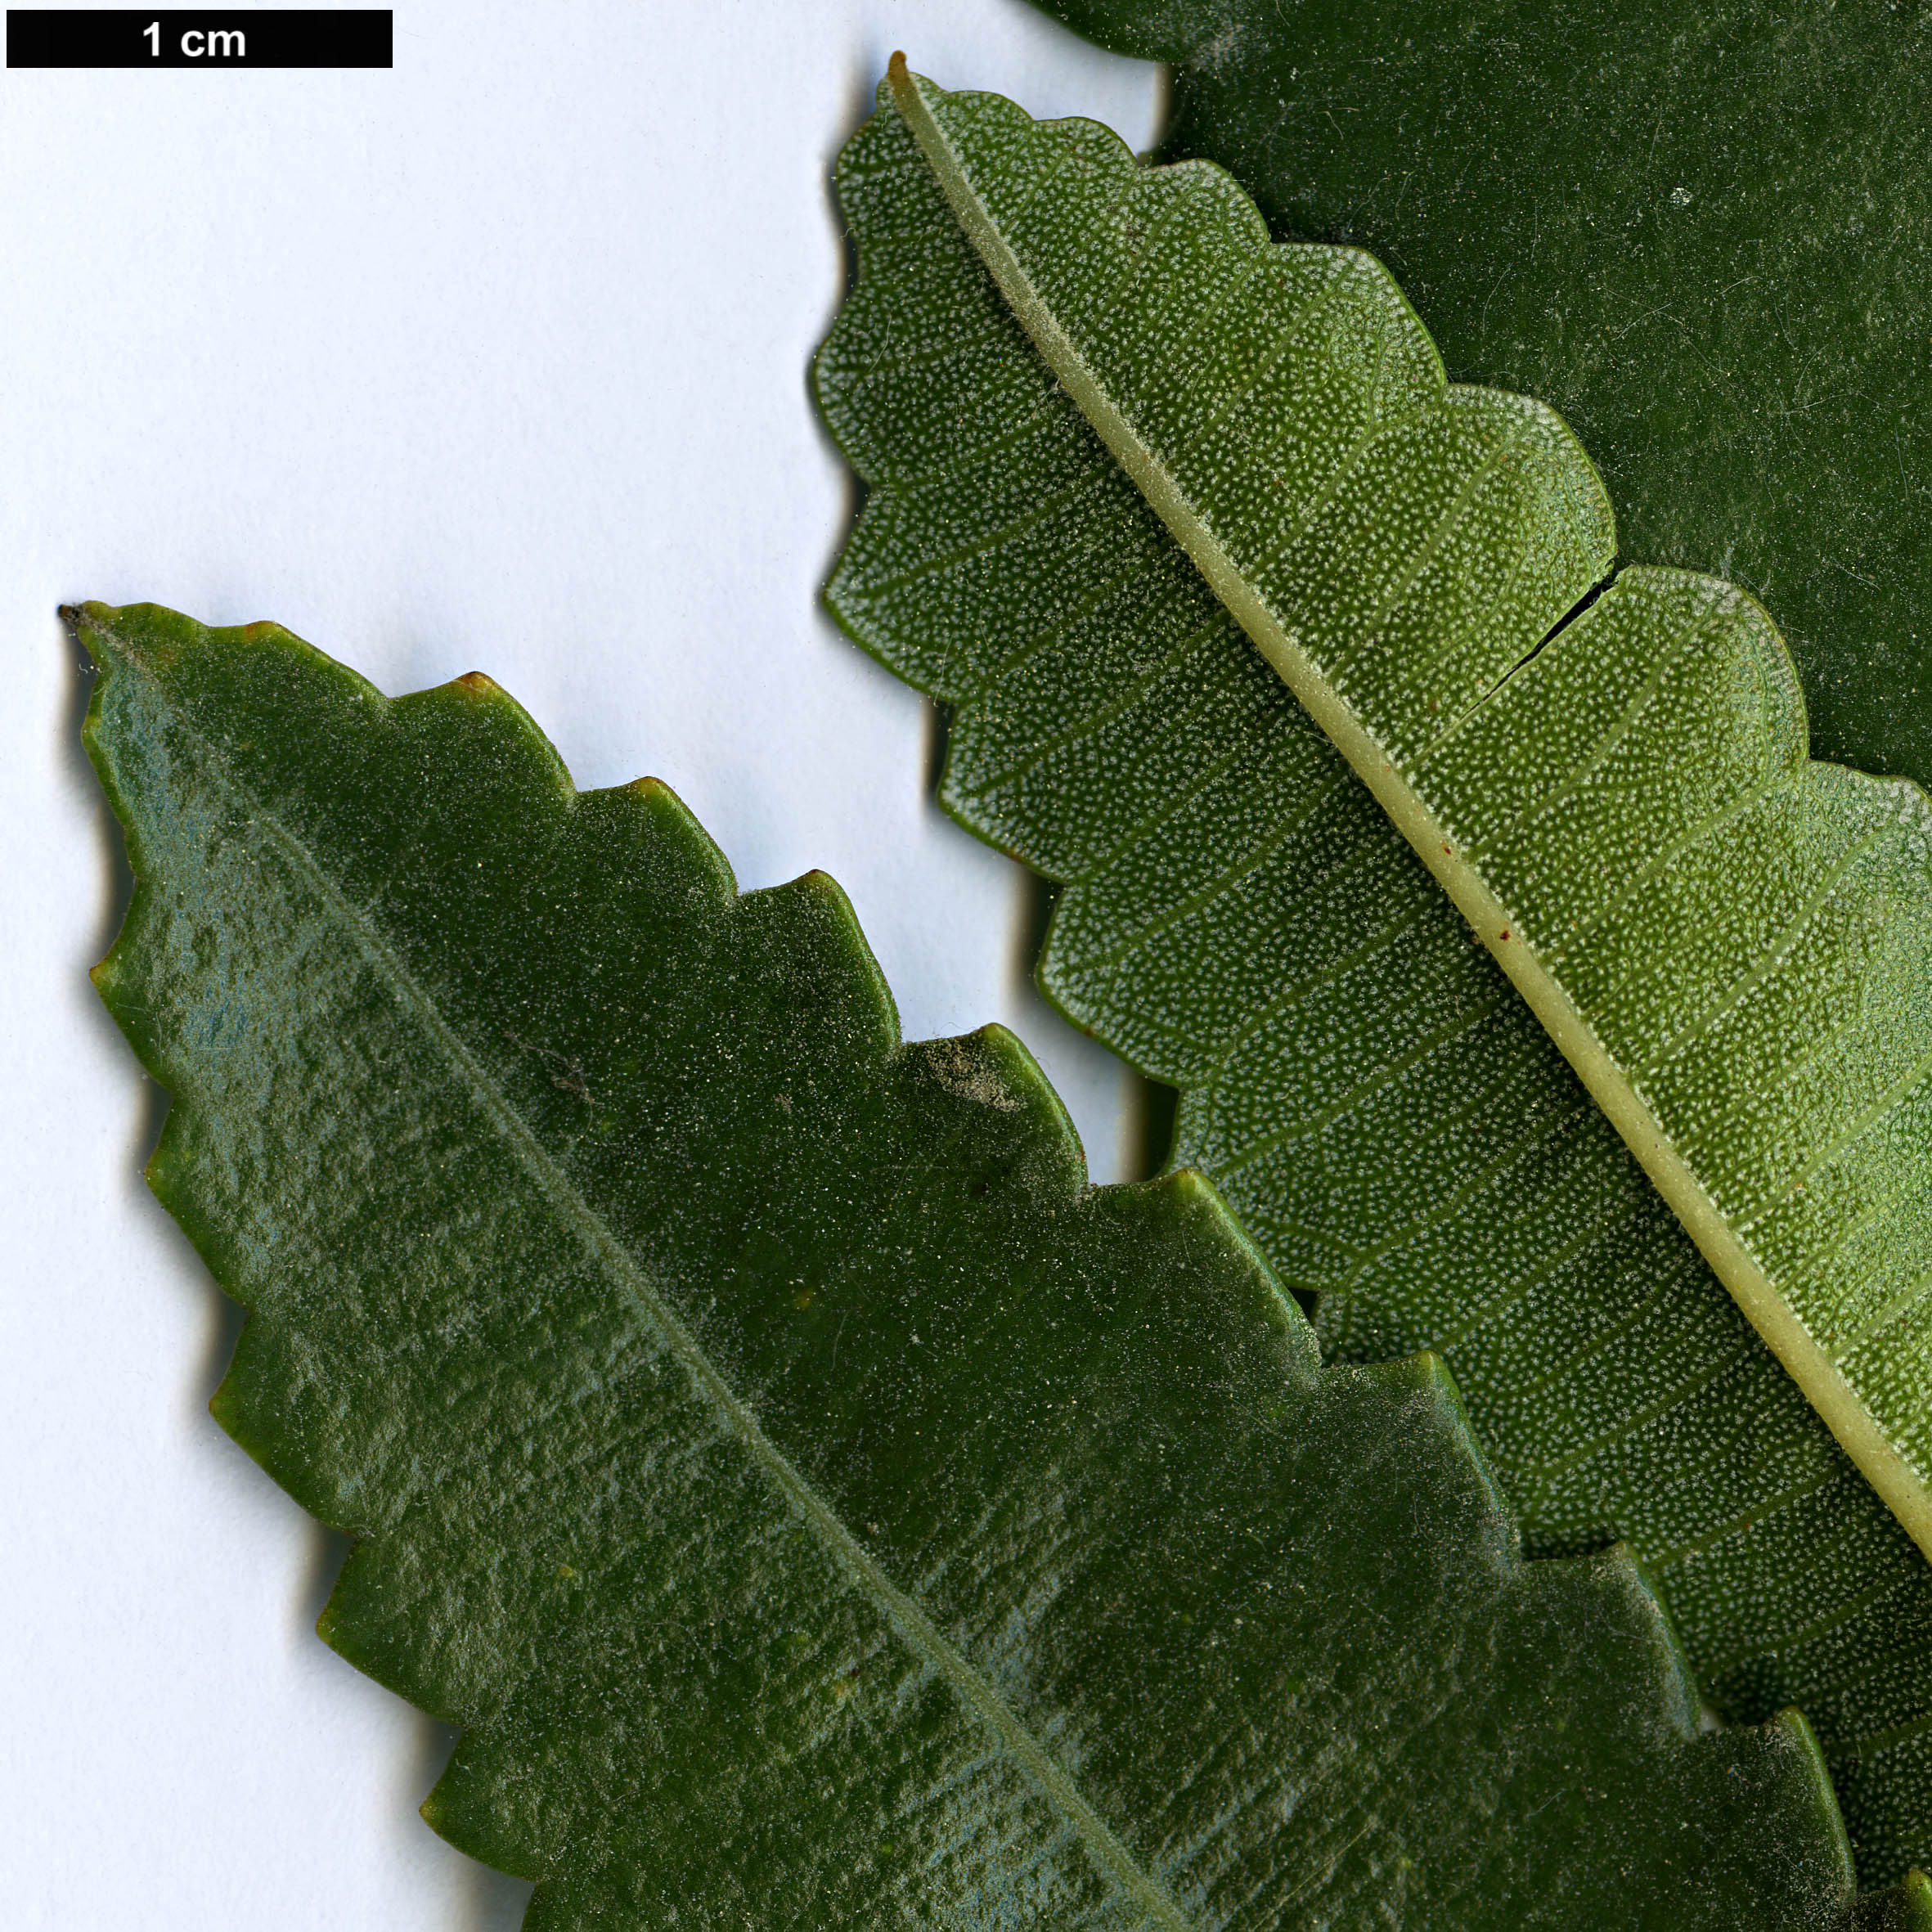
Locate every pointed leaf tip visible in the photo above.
<box><xmin>886</xmin><ymin>51</ymin><xmax>917</xmax><ymax>115</ymax></box>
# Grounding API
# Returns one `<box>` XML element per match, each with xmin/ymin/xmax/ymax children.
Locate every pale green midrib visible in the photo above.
<box><xmin>111</xmin><ymin>633</ymin><xmax>1196</xmax><ymax>1932</ymax></box>
<box><xmin>881</xmin><ymin>62</ymin><xmax>1932</xmax><ymax>1566</ymax></box>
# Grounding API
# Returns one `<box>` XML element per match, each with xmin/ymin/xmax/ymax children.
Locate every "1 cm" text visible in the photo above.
<box><xmin>143</xmin><ymin>22</ymin><xmax>245</xmax><ymax>58</ymax></box>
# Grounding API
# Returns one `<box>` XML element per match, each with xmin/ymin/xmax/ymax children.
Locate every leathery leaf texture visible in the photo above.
<box><xmin>815</xmin><ymin>65</ymin><xmax>1932</xmax><ymax>1888</ymax></box>
<box><xmin>79</xmin><ymin>597</ymin><xmax>1902</xmax><ymax>1928</ymax></box>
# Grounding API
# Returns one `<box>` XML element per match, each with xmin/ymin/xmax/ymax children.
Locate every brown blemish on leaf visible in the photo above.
<box><xmin>923</xmin><ymin>1036</ymin><xmax>1023</xmax><ymax>1113</ymax></box>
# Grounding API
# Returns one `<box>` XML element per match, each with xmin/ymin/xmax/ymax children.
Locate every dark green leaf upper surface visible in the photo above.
<box><xmin>82</xmin><ymin>600</ymin><xmax>1895</xmax><ymax>1926</ymax></box>
<box><xmin>815</xmin><ymin>70</ymin><xmax>1932</xmax><ymax>1890</ymax></box>
<box><xmin>1031</xmin><ymin>0</ymin><xmax>1932</xmax><ymax>792</ymax></box>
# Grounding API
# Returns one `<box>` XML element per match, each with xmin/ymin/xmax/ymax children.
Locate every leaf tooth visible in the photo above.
<box><xmin>736</xmin><ymin>866</ymin><xmax>902</xmax><ymax>1065</ymax></box>
<box><xmin>210</xmin><ymin>1312</ymin><xmax>363</xmax><ymax>1526</ymax></box>
<box><xmin>321</xmin><ymin>1531</ymin><xmax>503</xmax><ymax>1725</ymax></box>
<box><xmin>421</xmin><ymin>1725</ymin><xmax>550</xmax><ymax>1881</ymax></box>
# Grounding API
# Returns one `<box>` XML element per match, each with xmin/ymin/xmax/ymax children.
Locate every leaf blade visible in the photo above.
<box><xmin>819</xmin><ymin>68</ymin><xmax>1932</xmax><ymax>1886</ymax></box>
<box><xmin>865</xmin><ymin>60</ymin><xmax>1932</xmax><ymax>1560</ymax></box>
<box><xmin>80</xmin><ymin>597</ymin><xmax>1888</xmax><ymax>1926</ymax></box>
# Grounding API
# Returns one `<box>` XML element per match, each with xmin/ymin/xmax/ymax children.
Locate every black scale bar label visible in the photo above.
<box><xmin>7</xmin><ymin>10</ymin><xmax>393</xmax><ymax>66</ymax></box>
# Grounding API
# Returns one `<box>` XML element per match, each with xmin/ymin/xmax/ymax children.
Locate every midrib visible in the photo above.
<box><xmin>882</xmin><ymin>57</ymin><xmax>1932</xmax><ymax>1566</ymax></box>
<box><xmin>119</xmin><ymin>636</ymin><xmax>1194</xmax><ymax>1932</ymax></box>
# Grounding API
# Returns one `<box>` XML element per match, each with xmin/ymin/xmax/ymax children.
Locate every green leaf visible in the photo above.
<box><xmin>815</xmin><ymin>65</ymin><xmax>1932</xmax><ymax>1888</ymax></box>
<box><xmin>1026</xmin><ymin>0</ymin><xmax>1932</xmax><ymax>793</ymax></box>
<box><xmin>81</xmin><ymin>595</ymin><xmax>1902</xmax><ymax>1929</ymax></box>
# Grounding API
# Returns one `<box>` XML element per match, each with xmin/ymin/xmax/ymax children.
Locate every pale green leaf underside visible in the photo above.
<box><xmin>80</xmin><ymin>600</ymin><xmax>1901</xmax><ymax>1930</ymax></box>
<box><xmin>874</xmin><ymin>58</ymin><xmax>1932</xmax><ymax>1553</ymax></box>
<box><xmin>818</xmin><ymin>68</ymin><xmax>1932</xmax><ymax>1883</ymax></box>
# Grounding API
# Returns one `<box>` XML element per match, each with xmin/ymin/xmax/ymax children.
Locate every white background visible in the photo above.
<box><xmin>0</xmin><ymin>5</ymin><xmax>1158</xmax><ymax>1925</ymax></box>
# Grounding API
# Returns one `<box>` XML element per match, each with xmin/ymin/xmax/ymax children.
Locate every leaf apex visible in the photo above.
<box><xmin>886</xmin><ymin>51</ymin><xmax>923</xmax><ymax>122</ymax></box>
<box><xmin>63</xmin><ymin>600</ymin><xmax>119</xmax><ymax>670</ymax></box>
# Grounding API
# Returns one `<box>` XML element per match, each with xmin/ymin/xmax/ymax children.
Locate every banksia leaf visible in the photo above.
<box><xmin>79</xmin><ymin>598</ymin><xmax>1902</xmax><ymax>1927</ymax></box>
<box><xmin>817</xmin><ymin>63</ymin><xmax>1932</xmax><ymax>1889</ymax></box>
